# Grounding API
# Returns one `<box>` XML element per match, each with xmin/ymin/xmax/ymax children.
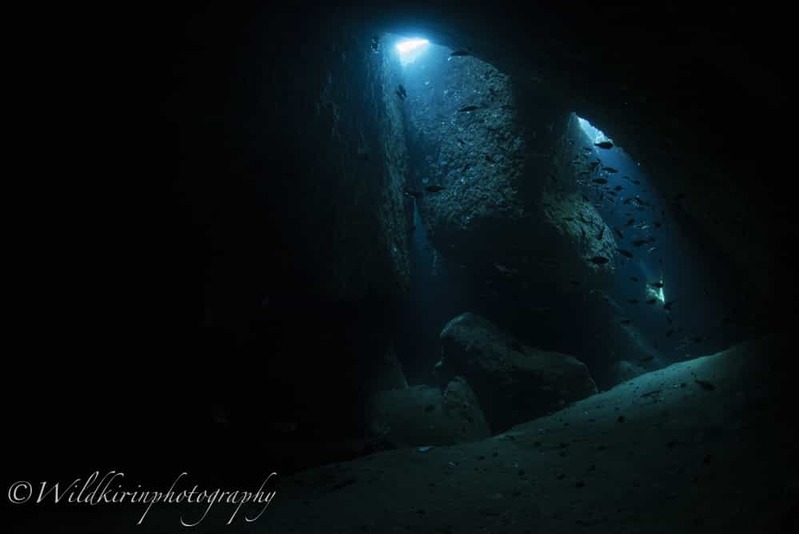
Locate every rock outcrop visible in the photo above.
<box><xmin>369</xmin><ymin>377</ymin><xmax>490</xmax><ymax>448</ymax></box>
<box><xmin>435</xmin><ymin>312</ymin><xmax>597</xmax><ymax>432</ymax></box>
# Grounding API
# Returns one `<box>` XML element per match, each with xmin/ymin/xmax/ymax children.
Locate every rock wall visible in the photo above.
<box><xmin>403</xmin><ymin>47</ymin><xmax>528</xmax><ymax>252</ymax></box>
<box><xmin>397</xmin><ymin>43</ymin><xmax>618</xmax><ymax>298</ymax></box>
<box><xmin>298</xmin><ymin>27</ymin><xmax>411</xmax><ymax>300</ymax></box>
<box><xmin>204</xmin><ymin>18</ymin><xmax>413</xmax><ymax>307</ymax></box>
<box><xmin>169</xmin><ymin>14</ymin><xmax>425</xmax><ymax>451</ymax></box>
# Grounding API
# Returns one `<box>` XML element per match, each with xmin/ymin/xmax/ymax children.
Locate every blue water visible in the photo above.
<box><xmin>575</xmin><ymin>118</ymin><xmax>738</xmax><ymax>362</ymax></box>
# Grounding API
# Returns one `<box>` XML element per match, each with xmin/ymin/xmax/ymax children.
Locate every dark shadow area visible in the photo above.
<box><xmin>4</xmin><ymin>1</ymin><xmax>794</xmax><ymax>532</ymax></box>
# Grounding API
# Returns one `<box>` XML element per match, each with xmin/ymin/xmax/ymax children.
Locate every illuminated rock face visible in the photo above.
<box><xmin>395</xmin><ymin>43</ymin><xmax>528</xmax><ymax>251</ymax></box>
<box><xmin>395</xmin><ymin>41</ymin><xmax>613</xmax><ymax>296</ymax></box>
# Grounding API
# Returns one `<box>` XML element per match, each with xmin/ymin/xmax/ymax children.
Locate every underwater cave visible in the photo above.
<box><xmin>6</xmin><ymin>2</ymin><xmax>795</xmax><ymax>533</ymax></box>
<box><xmin>380</xmin><ymin>31</ymin><xmax>752</xmax><ymax>390</ymax></box>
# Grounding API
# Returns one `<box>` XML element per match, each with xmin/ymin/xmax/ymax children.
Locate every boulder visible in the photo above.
<box><xmin>368</xmin><ymin>377</ymin><xmax>490</xmax><ymax>448</ymax></box>
<box><xmin>436</xmin><ymin>312</ymin><xmax>597</xmax><ymax>432</ymax></box>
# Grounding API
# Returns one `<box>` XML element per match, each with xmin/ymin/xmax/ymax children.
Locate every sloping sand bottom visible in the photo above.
<box><xmin>19</xmin><ymin>335</ymin><xmax>796</xmax><ymax>533</ymax></box>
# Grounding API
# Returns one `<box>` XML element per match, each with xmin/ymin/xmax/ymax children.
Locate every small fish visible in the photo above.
<box><xmin>646</xmin><ymin>298</ymin><xmax>657</xmax><ymax>304</ymax></box>
<box><xmin>628</xmin><ymin>299</ymin><xmax>639</xmax><ymax>304</ymax></box>
<box><xmin>651</xmin><ymin>281</ymin><xmax>665</xmax><ymax>288</ymax></box>
<box><xmin>589</xmin><ymin>256</ymin><xmax>610</xmax><ymax>265</ymax></box>
<box><xmin>665</xmin><ymin>328</ymin><xmax>674</xmax><ymax>337</ymax></box>
<box><xmin>617</xmin><ymin>248</ymin><xmax>633</xmax><ymax>258</ymax></box>
<box><xmin>450</xmin><ymin>49</ymin><xmax>472</xmax><ymax>57</ymax></box>
<box><xmin>458</xmin><ymin>105</ymin><xmax>479</xmax><ymax>112</ymax></box>
<box><xmin>663</xmin><ymin>300</ymin><xmax>675</xmax><ymax>311</ymax></box>
<box><xmin>396</xmin><ymin>85</ymin><xmax>407</xmax><ymax>99</ymax></box>
<box><xmin>425</xmin><ymin>184</ymin><xmax>446</xmax><ymax>192</ymax></box>
<box><xmin>596</xmin><ymin>227</ymin><xmax>605</xmax><ymax>240</ymax></box>
<box><xmin>639</xmin><ymin>355</ymin><xmax>655</xmax><ymax>362</ymax></box>
<box><xmin>632</xmin><ymin>239</ymin><xmax>650</xmax><ymax>247</ymax></box>
<box><xmin>594</xmin><ymin>141</ymin><xmax>614</xmax><ymax>149</ymax></box>
<box><xmin>613</xmin><ymin>227</ymin><xmax>624</xmax><ymax>239</ymax></box>
<box><xmin>653</xmin><ymin>221</ymin><xmax>662</xmax><ymax>228</ymax></box>
<box><xmin>582</xmin><ymin>194</ymin><xmax>590</xmax><ymax>202</ymax></box>
<box><xmin>603</xmin><ymin>166</ymin><xmax>619</xmax><ymax>173</ymax></box>
<box><xmin>592</xmin><ymin>178</ymin><xmax>608</xmax><ymax>185</ymax></box>
<box><xmin>630</xmin><ymin>276</ymin><xmax>639</xmax><ymax>282</ymax></box>
<box><xmin>614</xmin><ymin>185</ymin><xmax>623</xmax><ymax>191</ymax></box>
<box><xmin>625</xmin><ymin>218</ymin><xmax>635</xmax><ymax>226</ymax></box>
<box><xmin>403</xmin><ymin>189</ymin><xmax>423</xmax><ymax>198</ymax></box>
<box><xmin>620</xmin><ymin>319</ymin><xmax>632</xmax><ymax>325</ymax></box>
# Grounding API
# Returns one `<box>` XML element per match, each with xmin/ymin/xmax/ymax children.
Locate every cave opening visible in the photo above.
<box><xmin>379</xmin><ymin>30</ymin><xmax>750</xmax><ymax>392</ymax></box>
<box><xmin>394</xmin><ymin>37</ymin><xmax>430</xmax><ymax>66</ymax></box>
